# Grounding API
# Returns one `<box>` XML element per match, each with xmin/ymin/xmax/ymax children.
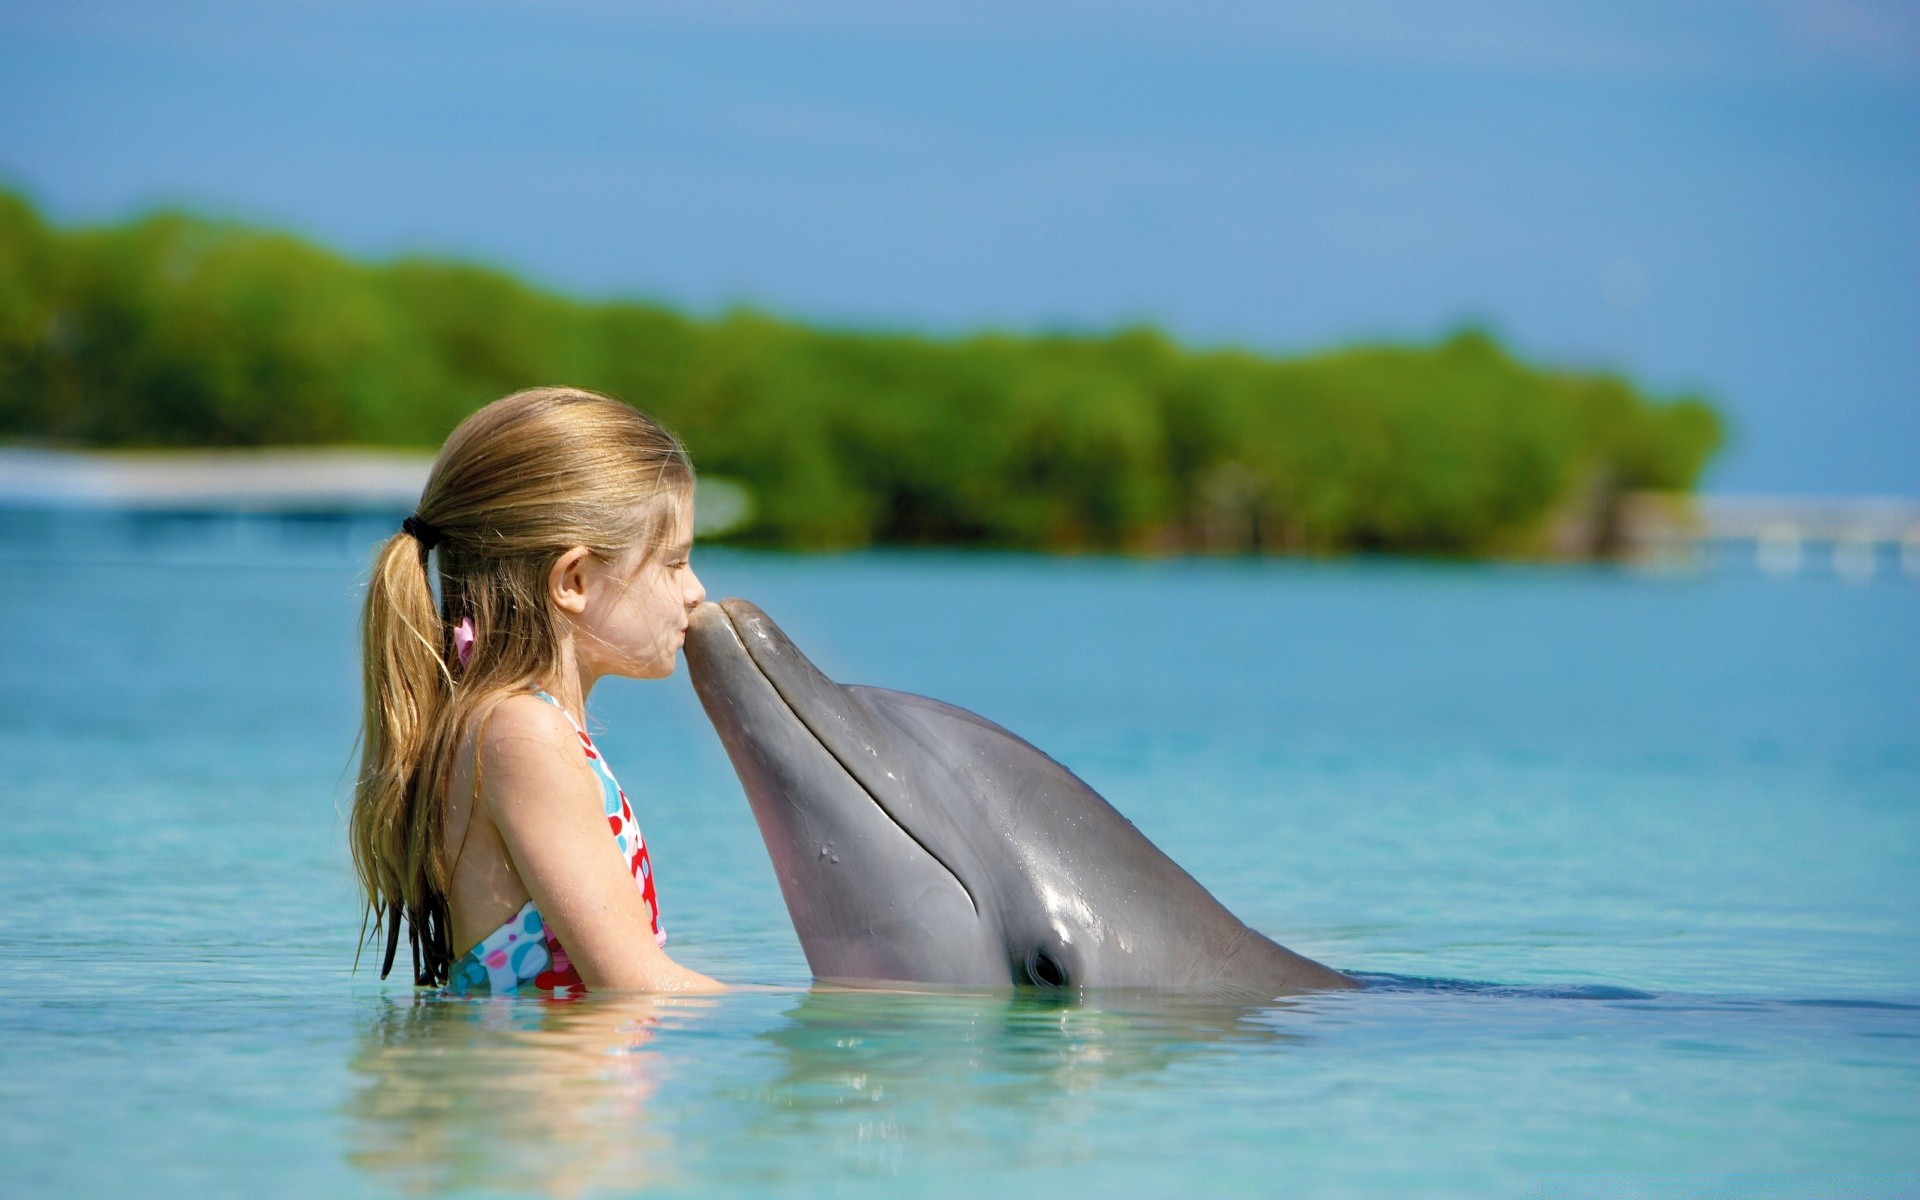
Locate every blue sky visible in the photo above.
<box><xmin>3</xmin><ymin>1</ymin><xmax>1915</xmax><ymax>494</ymax></box>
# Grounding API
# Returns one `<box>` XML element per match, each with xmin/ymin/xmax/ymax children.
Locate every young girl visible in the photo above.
<box><xmin>351</xmin><ymin>386</ymin><xmax>722</xmax><ymax>995</ymax></box>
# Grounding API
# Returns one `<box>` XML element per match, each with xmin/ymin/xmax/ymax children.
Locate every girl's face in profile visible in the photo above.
<box><xmin>575</xmin><ymin>500</ymin><xmax>705</xmax><ymax>681</ymax></box>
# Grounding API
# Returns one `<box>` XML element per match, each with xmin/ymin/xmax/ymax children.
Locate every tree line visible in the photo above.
<box><xmin>0</xmin><ymin>189</ymin><xmax>1721</xmax><ymax>555</ymax></box>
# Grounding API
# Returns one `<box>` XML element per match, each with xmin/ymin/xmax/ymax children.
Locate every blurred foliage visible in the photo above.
<box><xmin>0</xmin><ymin>189</ymin><xmax>1721</xmax><ymax>555</ymax></box>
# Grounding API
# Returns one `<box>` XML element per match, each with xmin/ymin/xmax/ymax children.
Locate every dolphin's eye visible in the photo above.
<box><xmin>1024</xmin><ymin>948</ymin><xmax>1069</xmax><ymax>989</ymax></box>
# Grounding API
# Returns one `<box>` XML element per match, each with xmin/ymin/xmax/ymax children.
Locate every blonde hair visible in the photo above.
<box><xmin>350</xmin><ymin>386</ymin><xmax>693</xmax><ymax>985</ymax></box>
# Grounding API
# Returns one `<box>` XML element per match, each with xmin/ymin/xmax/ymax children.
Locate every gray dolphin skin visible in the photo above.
<box><xmin>685</xmin><ymin>599</ymin><xmax>1358</xmax><ymax>997</ymax></box>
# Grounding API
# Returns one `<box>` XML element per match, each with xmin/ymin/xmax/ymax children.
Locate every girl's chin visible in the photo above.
<box><xmin>614</xmin><ymin>656</ymin><xmax>676</xmax><ymax>681</ymax></box>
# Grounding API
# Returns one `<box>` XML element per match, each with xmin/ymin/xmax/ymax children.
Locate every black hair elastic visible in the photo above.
<box><xmin>401</xmin><ymin>514</ymin><xmax>443</xmax><ymax>550</ymax></box>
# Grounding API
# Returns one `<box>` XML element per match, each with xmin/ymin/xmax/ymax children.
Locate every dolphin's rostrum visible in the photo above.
<box><xmin>686</xmin><ymin>599</ymin><xmax>1357</xmax><ymax>996</ymax></box>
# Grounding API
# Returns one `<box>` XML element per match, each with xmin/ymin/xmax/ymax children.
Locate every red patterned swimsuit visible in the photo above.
<box><xmin>446</xmin><ymin>689</ymin><xmax>663</xmax><ymax>996</ymax></box>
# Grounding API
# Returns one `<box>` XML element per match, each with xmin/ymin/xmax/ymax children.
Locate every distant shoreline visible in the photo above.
<box><xmin>4</xmin><ymin>446</ymin><xmax>1916</xmax><ymax>579</ymax></box>
<box><xmin>3</xmin><ymin>447</ymin><xmax>1913</xmax><ymax>565</ymax></box>
<box><xmin>0</xmin><ymin>446</ymin><xmax>755</xmax><ymax>537</ymax></box>
<box><xmin>0</xmin><ymin>445</ymin><xmax>435</xmax><ymax>510</ymax></box>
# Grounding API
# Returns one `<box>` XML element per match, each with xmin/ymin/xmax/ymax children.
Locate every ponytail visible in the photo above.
<box><xmin>350</xmin><ymin>530</ymin><xmax>453</xmax><ymax>985</ymax></box>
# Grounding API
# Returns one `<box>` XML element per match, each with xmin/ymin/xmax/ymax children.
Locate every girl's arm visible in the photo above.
<box><xmin>478</xmin><ymin>694</ymin><xmax>722</xmax><ymax>993</ymax></box>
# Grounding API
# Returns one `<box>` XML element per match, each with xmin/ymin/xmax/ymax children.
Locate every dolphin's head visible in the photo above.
<box><xmin>686</xmin><ymin>600</ymin><xmax>1353</xmax><ymax>994</ymax></box>
<box><xmin>685</xmin><ymin>598</ymin><xmax>1002</xmax><ymax>984</ymax></box>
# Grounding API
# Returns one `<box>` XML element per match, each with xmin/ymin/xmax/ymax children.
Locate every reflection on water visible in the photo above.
<box><xmin>744</xmin><ymin>988</ymin><xmax>1306</xmax><ymax>1179</ymax></box>
<box><xmin>346</xmin><ymin>993</ymin><xmax>690</xmax><ymax>1197</ymax></box>
<box><xmin>346</xmin><ymin>986</ymin><xmax>1309</xmax><ymax>1193</ymax></box>
<box><xmin>336</xmin><ymin>980</ymin><xmax>1920</xmax><ymax>1197</ymax></box>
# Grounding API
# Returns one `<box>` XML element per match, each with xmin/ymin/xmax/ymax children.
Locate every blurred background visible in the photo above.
<box><xmin>1</xmin><ymin>0</ymin><xmax>1914</xmax><ymax>556</ymax></box>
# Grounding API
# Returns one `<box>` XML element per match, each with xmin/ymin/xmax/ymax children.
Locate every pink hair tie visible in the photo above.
<box><xmin>452</xmin><ymin>616</ymin><xmax>476</xmax><ymax>668</ymax></box>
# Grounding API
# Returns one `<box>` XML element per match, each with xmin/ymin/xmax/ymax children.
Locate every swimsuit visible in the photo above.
<box><xmin>446</xmin><ymin>689</ymin><xmax>664</xmax><ymax>997</ymax></box>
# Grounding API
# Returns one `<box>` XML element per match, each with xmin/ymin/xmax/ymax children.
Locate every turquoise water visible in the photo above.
<box><xmin>1</xmin><ymin>512</ymin><xmax>1915</xmax><ymax>1198</ymax></box>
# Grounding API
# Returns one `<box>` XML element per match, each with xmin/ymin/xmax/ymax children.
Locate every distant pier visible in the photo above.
<box><xmin>1624</xmin><ymin>493</ymin><xmax>1920</xmax><ymax>581</ymax></box>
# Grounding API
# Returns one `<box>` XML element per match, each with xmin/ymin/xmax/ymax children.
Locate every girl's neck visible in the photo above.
<box><xmin>539</xmin><ymin>638</ymin><xmax>598</xmax><ymax>724</ymax></box>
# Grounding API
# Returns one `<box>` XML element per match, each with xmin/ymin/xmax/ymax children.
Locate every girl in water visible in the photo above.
<box><xmin>350</xmin><ymin>386</ymin><xmax>721</xmax><ymax>995</ymax></box>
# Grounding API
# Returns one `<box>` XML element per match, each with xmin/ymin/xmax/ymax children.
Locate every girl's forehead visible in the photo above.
<box><xmin>663</xmin><ymin>493</ymin><xmax>696</xmax><ymax>538</ymax></box>
<box><xmin>624</xmin><ymin>484</ymin><xmax>690</xmax><ymax>529</ymax></box>
<box><xmin>606</xmin><ymin>493</ymin><xmax>694</xmax><ymax>571</ymax></box>
<box><xmin>649</xmin><ymin>495</ymin><xmax>695</xmax><ymax>552</ymax></box>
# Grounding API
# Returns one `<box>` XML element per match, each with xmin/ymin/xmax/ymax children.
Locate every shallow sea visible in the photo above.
<box><xmin>0</xmin><ymin>511</ymin><xmax>1915</xmax><ymax>1198</ymax></box>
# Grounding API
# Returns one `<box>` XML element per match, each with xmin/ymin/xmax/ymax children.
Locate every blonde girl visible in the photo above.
<box><xmin>351</xmin><ymin>387</ymin><xmax>721</xmax><ymax>995</ymax></box>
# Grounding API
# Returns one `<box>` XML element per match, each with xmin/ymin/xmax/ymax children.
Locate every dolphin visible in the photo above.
<box><xmin>685</xmin><ymin>599</ymin><xmax>1358</xmax><ymax>997</ymax></box>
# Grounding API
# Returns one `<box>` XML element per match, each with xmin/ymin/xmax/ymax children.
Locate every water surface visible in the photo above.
<box><xmin>1</xmin><ymin>512</ymin><xmax>1914</xmax><ymax>1197</ymax></box>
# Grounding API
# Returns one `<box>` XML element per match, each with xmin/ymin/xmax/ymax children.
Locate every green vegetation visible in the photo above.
<box><xmin>0</xmin><ymin>189</ymin><xmax>1721</xmax><ymax>555</ymax></box>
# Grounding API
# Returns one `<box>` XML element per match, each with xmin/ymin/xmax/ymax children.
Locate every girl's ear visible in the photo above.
<box><xmin>549</xmin><ymin>546</ymin><xmax>593</xmax><ymax>615</ymax></box>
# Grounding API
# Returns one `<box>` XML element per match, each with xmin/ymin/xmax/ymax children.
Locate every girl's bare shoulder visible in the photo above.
<box><xmin>474</xmin><ymin>693</ymin><xmax>595</xmax><ymax>797</ymax></box>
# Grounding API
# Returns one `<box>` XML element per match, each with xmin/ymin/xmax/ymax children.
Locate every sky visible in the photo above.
<box><xmin>2</xmin><ymin>0</ymin><xmax>1915</xmax><ymax>495</ymax></box>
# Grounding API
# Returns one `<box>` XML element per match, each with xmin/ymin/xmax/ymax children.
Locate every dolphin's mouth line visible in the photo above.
<box><xmin>717</xmin><ymin>605</ymin><xmax>980</xmax><ymax>917</ymax></box>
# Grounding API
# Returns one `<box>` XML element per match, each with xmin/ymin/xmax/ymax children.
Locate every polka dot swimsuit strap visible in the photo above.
<box><xmin>530</xmin><ymin>689</ymin><xmax>665</xmax><ymax>947</ymax></box>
